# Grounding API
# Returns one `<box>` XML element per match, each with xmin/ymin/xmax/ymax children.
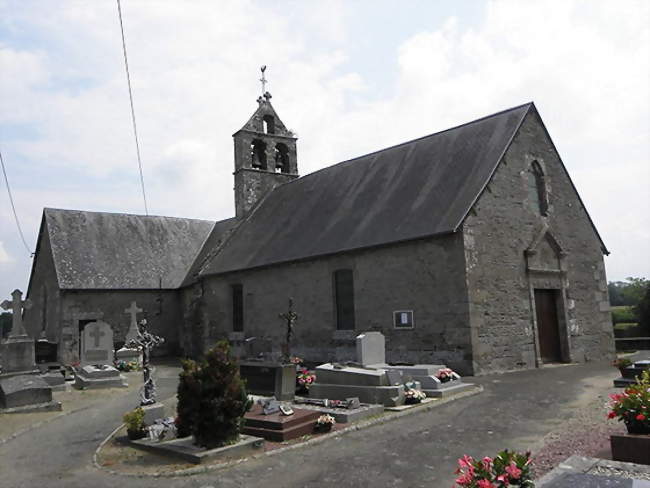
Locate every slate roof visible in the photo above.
<box><xmin>200</xmin><ymin>103</ymin><xmax>533</xmax><ymax>276</ymax></box>
<box><xmin>43</xmin><ymin>208</ymin><xmax>214</xmax><ymax>289</ymax></box>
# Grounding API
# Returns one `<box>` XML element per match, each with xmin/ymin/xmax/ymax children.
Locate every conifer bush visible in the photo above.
<box><xmin>175</xmin><ymin>341</ymin><xmax>252</xmax><ymax>448</ymax></box>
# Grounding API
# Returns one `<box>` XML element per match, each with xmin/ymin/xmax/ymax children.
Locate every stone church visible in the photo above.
<box><xmin>22</xmin><ymin>92</ymin><xmax>614</xmax><ymax>374</ymax></box>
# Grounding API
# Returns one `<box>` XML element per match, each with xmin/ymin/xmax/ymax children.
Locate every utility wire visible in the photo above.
<box><xmin>117</xmin><ymin>0</ymin><xmax>149</xmax><ymax>215</ymax></box>
<box><xmin>0</xmin><ymin>149</ymin><xmax>33</xmax><ymax>256</ymax></box>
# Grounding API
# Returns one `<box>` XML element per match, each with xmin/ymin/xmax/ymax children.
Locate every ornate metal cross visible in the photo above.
<box><xmin>279</xmin><ymin>297</ymin><xmax>298</xmax><ymax>362</ymax></box>
<box><xmin>125</xmin><ymin>318</ymin><xmax>164</xmax><ymax>406</ymax></box>
<box><xmin>1</xmin><ymin>289</ymin><xmax>32</xmax><ymax>338</ymax></box>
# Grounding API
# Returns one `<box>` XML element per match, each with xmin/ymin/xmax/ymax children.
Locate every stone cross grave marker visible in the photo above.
<box><xmin>1</xmin><ymin>289</ymin><xmax>33</xmax><ymax>338</ymax></box>
<box><xmin>81</xmin><ymin>321</ymin><xmax>114</xmax><ymax>366</ymax></box>
<box><xmin>124</xmin><ymin>301</ymin><xmax>142</xmax><ymax>343</ymax></box>
<box><xmin>356</xmin><ymin>331</ymin><xmax>386</xmax><ymax>366</ymax></box>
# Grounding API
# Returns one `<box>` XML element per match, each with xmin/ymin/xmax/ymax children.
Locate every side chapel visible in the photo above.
<box><xmin>22</xmin><ymin>86</ymin><xmax>614</xmax><ymax>374</ymax></box>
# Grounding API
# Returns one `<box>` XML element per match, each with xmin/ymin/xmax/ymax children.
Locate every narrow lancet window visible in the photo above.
<box><xmin>527</xmin><ymin>160</ymin><xmax>548</xmax><ymax>215</ymax></box>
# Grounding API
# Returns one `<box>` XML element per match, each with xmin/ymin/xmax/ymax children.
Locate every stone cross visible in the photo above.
<box><xmin>279</xmin><ymin>297</ymin><xmax>299</xmax><ymax>362</ymax></box>
<box><xmin>124</xmin><ymin>301</ymin><xmax>142</xmax><ymax>343</ymax></box>
<box><xmin>126</xmin><ymin>319</ymin><xmax>164</xmax><ymax>406</ymax></box>
<box><xmin>1</xmin><ymin>289</ymin><xmax>32</xmax><ymax>338</ymax></box>
<box><xmin>89</xmin><ymin>326</ymin><xmax>105</xmax><ymax>348</ymax></box>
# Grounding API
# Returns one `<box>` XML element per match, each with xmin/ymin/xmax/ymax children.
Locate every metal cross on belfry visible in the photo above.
<box><xmin>259</xmin><ymin>65</ymin><xmax>268</xmax><ymax>95</ymax></box>
<box><xmin>1</xmin><ymin>289</ymin><xmax>32</xmax><ymax>338</ymax></box>
<box><xmin>279</xmin><ymin>297</ymin><xmax>299</xmax><ymax>362</ymax></box>
<box><xmin>125</xmin><ymin>318</ymin><xmax>164</xmax><ymax>406</ymax></box>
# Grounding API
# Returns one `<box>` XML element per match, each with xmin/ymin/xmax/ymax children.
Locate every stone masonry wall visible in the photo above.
<box><xmin>463</xmin><ymin>108</ymin><xmax>614</xmax><ymax>374</ymax></box>
<box><xmin>57</xmin><ymin>289</ymin><xmax>182</xmax><ymax>364</ymax></box>
<box><xmin>188</xmin><ymin>233</ymin><xmax>475</xmax><ymax>374</ymax></box>
<box><xmin>23</xmin><ymin>226</ymin><xmax>61</xmax><ymax>342</ymax></box>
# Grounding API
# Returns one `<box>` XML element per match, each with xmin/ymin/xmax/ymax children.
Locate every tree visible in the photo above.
<box><xmin>175</xmin><ymin>341</ymin><xmax>252</xmax><ymax>448</ymax></box>
<box><xmin>608</xmin><ymin>277</ymin><xmax>649</xmax><ymax>307</ymax></box>
<box><xmin>636</xmin><ymin>283</ymin><xmax>650</xmax><ymax>334</ymax></box>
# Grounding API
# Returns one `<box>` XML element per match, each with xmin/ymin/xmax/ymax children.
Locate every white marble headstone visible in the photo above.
<box><xmin>356</xmin><ymin>331</ymin><xmax>385</xmax><ymax>366</ymax></box>
<box><xmin>81</xmin><ymin>321</ymin><xmax>114</xmax><ymax>366</ymax></box>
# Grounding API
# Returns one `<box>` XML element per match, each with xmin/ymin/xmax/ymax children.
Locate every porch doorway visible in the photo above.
<box><xmin>534</xmin><ymin>289</ymin><xmax>562</xmax><ymax>362</ymax></box>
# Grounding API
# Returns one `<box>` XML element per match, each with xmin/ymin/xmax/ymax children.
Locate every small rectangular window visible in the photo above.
<box><xmin>232</xmin><ymin>284</ymin><xmax>244</xmax><ymax>332</ymax></box>
<box><xmin>334</xmin><ymin>269</ymin><xmax>355</xmax><ymax>330</ymax></box>
<box><xmin>393</xmin><ymin>310</ymin><xmax>414</xmax><ymax>329</ymax></box>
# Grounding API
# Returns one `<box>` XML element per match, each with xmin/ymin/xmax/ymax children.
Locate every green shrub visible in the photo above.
<box><xmin>175</xmin><ymin>341</ymin><xmax>252</xmax><ymax>449</ymax></box>
<box><xmin>612</xmin><ymin>306</ymin><xmax>638</xmax><ymax>325</ymax></box>
<box><xmin>123</xmin><ymin>407</ymin><xmax>146</xmax><ymax>439</ymax></box>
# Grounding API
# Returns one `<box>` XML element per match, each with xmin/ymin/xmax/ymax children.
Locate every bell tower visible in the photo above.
<box><xmin>233</xmin><ymin>67</ymin><xmax>298</xmax><ymax>219</ymax></box>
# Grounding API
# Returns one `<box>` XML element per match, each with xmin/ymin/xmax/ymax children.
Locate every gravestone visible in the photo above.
<box><xmin>81</xmin><ymin>321</ymin><xmax>113</xmax><ymax>366</ymax></box>
<box><xmin>115</xmin><ymin>302</ymin><xmax>143</xmax><ymax>366</ymax></box>
<box><xmin>1</xmin><ymin>289</ymin><xmax>37</xmax><ymax>374</ymax></box>
<box><xmin>356</xmin><ymin>332</ymin><xmax>385</xmax><ymax>366</ymax></box>
<box><xmin>35</xmin><ymin>340</ymin><xmax>58</xmax><ymax>365</ymax></box>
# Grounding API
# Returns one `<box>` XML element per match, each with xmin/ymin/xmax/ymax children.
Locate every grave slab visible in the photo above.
<box><xmin>422</xmin><ymin>382</ymin><xmax>476</xmax><ymax>398</ymax></box>
<box><xmin>292</xmin><ymin>398</ymin><xmax>383</xmax><ymax>423</ymax></box>
<box><xmin>243</xmin><ymin>404</ymin><xmax>320</xmax><ymax>442</ymax></box>
<box><xmin>74</xmin><ymin>365</ymin><xmax>127</xmax><ymax>389</ymax></box>
<box><xmin>0</xmin><ymin>374</ymin><xmax>56</xmax><ymax>410</ymax></box>
<box><xmin>128</xmin><ymin>434</ymin><xmax>264</xmax><ymax>464</ymax></box>
<box><xmin>309</xmin><ymin>382</ymin><xmax>404</xmax><ymax>407</ymax></box>
<box><xmin>315</xmin><ymin>363</ymin><xmax>388</xmax><ymax>387</ymax></box>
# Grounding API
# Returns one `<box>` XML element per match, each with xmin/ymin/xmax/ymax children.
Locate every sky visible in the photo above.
<box><xmin>0</xmin><ymin>0</ymin><xmax>648</xmax><ymax>303</ymax></box>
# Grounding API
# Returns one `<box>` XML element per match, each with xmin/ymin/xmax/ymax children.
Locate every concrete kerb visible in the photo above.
<box><xmin>92</xmin><ymin>385</ymin><xmax>484</xmax><ymax>478</ymax></box>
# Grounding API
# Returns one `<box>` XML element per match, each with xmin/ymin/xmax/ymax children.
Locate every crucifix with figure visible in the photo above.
<box><xmin>279</xmin><ymin>297</ymin><xmax>299</xmax><ymax>363</ymax></box>
<box><xmin>1</xmin><ymin>289</ymin><xmax>33</xmax><ymax>339</ymax></box>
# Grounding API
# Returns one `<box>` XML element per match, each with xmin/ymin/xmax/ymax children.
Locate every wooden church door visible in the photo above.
<box><xmin>534</xmin><ymin>289</ymin><xmax>562</xmax><ymax>362</ymax></box>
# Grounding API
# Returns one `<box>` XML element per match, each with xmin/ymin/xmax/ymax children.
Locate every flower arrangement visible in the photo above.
<box><xmin>315</xmin><ymin>414</ymin><xmax>335</xmax><ymax>432</ymax></box>
<box><xmin>404</xmin><ymin>388</ymin><xmax>427</xmax><ymax>404</ymax></box>
<box><xmin>123</xmin><ymin>407</ymin><xmax>147</xmax><ymax>440</ymax></box>
<box><xmin>290</xmin><ymin>356</ymin><xmax>303</xmax><ymax>365</ymax></box>
<box><xmin>437</xmin><ymin>367</ymin><xmax>457</xmax><ymax>383</ymax></box>
<box><xmin>115</xmin><ymin>359</ymin><xmax>140</xmax><ymax>372</ymax></box>
<box><xmin>607</xmin><ymin>370</ymin><xmax>650</xmax><ymax>434</ymax></box>
<box><xmin>296</xmin><ymin>367</ymin><xmax>316</xmax><ymax>393</ymax></box>
<box><xmin>612</xmin><ymin>357</ymin><xmax>632</xmax><ymax>371</ymax></box>
<box><xmin>454</xmin><ymin>450</ymin><xmax>534</xmax><ymax>487</ymax></box>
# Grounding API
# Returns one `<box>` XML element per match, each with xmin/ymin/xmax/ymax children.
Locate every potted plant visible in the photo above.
<box><xmin>612</xmin><ymin>357</ymin><xmax>633</xmax><ymax>375</ymax></box>
<box><xmin>123</xmin><ymin>407</ymin><xmax>147</xmax><ymax>440</ymax></box>
<box><xmin>454</xmin><ymin>450</ymin><xmax>535</xmax><ymax>487</ymax></box>
<box><xmin>608</xmin><ymin>370</ymin><xmax>650</xmax><ymax>435</ymax></box>
<box><xmin>314</xmin><ymin>414</ymin><xmax>335</xmax><ymax>433</ymax></box>
<box><xmin>296</xmin><ymin>367</ymin><xmax>316</xmax><ymax>395</ymax></box>
<box><xmin>436</xmin><ymin>367</ymin><xmax>457</xmax><ymax>383</ymax></box>
<box><xmin>404</xmin><ymin>388</ymin><xmax>426</xmax><ymax>404</ymax></box>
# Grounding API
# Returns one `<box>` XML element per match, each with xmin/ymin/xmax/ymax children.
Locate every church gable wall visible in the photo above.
<box><xmin>24</xmin><ymin>223</ymin><xmax>61</xmax><ymax>342</ymax></box>
<box><xmin>194</xmin><ymin>233</ymin><xmax>474</xmax><ymax>374</ymax></box>
<box><xmin>56</xmin><ymin>289</ymin><xmax>182</xmax><ymax>364</ymax></box>
<box><xmin>463</xmin><ymin>109</ymin><xmax>613</xmax><ymax>374</ymax></box>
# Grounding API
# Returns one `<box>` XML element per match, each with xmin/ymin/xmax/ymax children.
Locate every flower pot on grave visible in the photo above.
<box><xmin>314</xmin><ymin>423</ymin><xmax>332</xmax><ymax>433</ymax></box>
<box><xmin>404</xmin><ymin>397</ymin><xmax>422</xmax><ymax>405</ymax></box>
<box><xmin>625</xmin><ymin>420</ymin><xmax>650</xmax><ymax>435</ymax></box>
<box><xmin>439</xmin><ymin>376</ymin><xmax>452</xmax><ymax>383</ymax></box>
<box><xmin>127</xmin><ymin>429</ymin><xmax>147</xmax><ymax>440</ymax></box>
<box><xmin>296</xmin><ymin>385</ymin><xmax>309</xmax><ymax>395</ymax></box>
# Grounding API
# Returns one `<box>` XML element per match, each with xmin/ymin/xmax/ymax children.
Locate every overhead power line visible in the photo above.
<box><xmin>117</xmin><ymin>0</ymin><xmax>149</xmax><ymax>215</ymax></box>
<box><xmin>0</xmin><ymin>149</ymin><xmax>33</xmax><ymax>256</ymax></box>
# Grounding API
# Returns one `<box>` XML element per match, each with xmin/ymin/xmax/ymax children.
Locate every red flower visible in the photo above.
<box><xmin>607</xmin><ymin>411</ymin><xmax>617</xmax><ymax>419</ymax></box>
<box><xmin>477</xmin><ymin>480</ymin><xmax>496</xmax><ymax>488</ymax></box>
<box><xmin>636</xmin><ymin>414</ymin><xmax>646</xmax><ymax>421</ymax></box>
<box><xmin>505</xmin><ymin>463</ymin><xmax>522</xmax><ymax>480</ymax></box>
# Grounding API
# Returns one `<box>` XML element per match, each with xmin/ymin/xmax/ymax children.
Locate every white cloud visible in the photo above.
<box><xmin>0</xmin><ymin>0</ymin><xmax>648</xmax><ymax>301</ymax></box>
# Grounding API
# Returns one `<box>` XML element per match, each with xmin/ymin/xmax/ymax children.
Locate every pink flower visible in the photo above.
<box><xmin>636</xmin><ymin>414</ymin><xmax>646</xmax><ymax>421</ymax></box>
<box><xmin>505</xmin><ymin>463</ymin><xmax>522</xmax><ymax>480</ymax></box>
<box><xmin>454</xmin><ymin>473</ymin><xmax>474</xmax><ymax>486</ymax></box>
<box><xmin>496</xmin><ymin>474</ymin><xmax>509</xmax><ymax>484</ymax></box>
<box><xmin>477</xmin><ymin>480</ymin><xmax>496</xmax><ymax>488</ymax></box>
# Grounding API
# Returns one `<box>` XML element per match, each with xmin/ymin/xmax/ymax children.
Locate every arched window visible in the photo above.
<box><xmin>527</xmin><ymin>161</ymin><xmax>548</xmax><ymax>215</ymax></box>
<box><xmin>262</xmin><ymin>114</ymin><xmax>275</xmax><ymax>134</ymax></box>
<box><xmin>251</xmin><ymin>139</ymin><xmax>267</xmax><ymax>170</ymax></box>
<box><xmin>274</xmin><ymin>143</ymin><xmax>290</xmax><ymax>173</ymax></box>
